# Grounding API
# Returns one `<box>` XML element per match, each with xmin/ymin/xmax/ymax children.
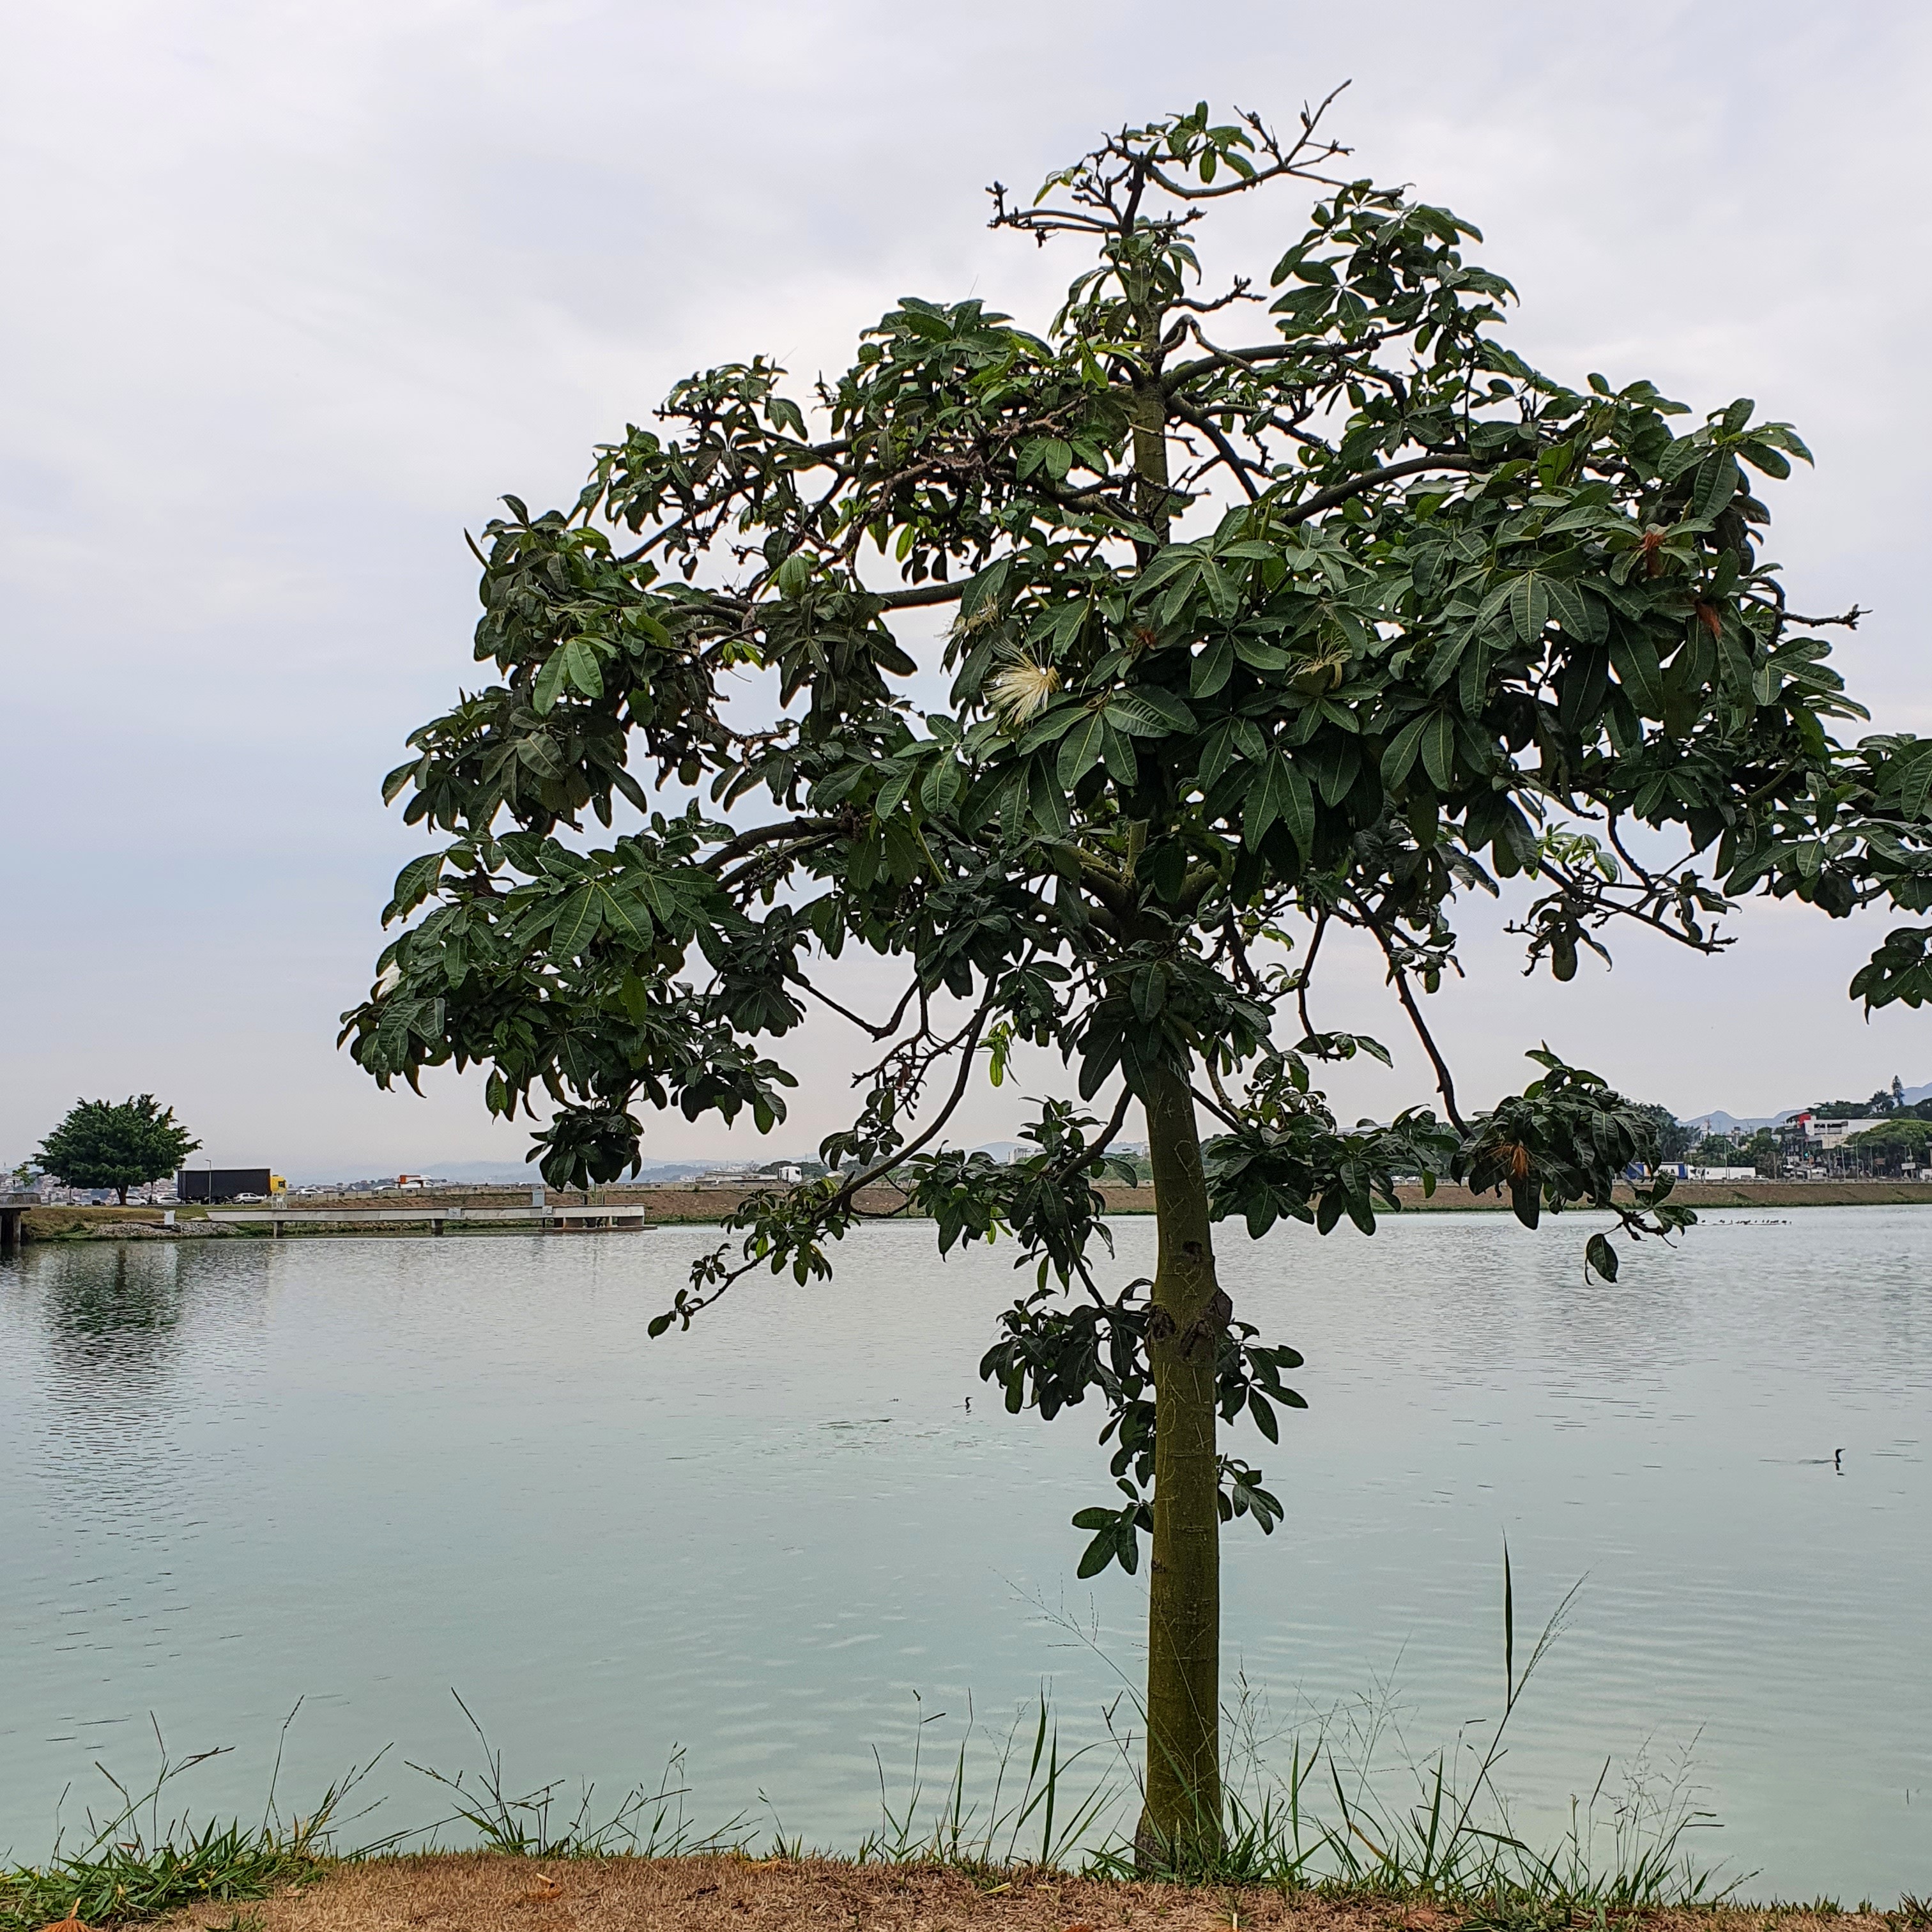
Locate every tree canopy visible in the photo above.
<box><xmin>342</xmin><ymin>97</ymin><xmax>1931</xmax><ymax>1860</ymax></box>
<box><xmin>38</xmin><ymin>1096</ymin><xmax>201</xmax><ymax>1206</ymax></box>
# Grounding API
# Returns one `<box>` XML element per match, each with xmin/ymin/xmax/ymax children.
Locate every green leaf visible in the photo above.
<box><xmin>920</xmin><ymin>756</ymin><xmax>964</xmax><ymax>815</ymax></box>
<box><xmin>1303</xmin><ymin>734</ymin><xmax>1361</xmax><ymax>807</ymax></box>
<box><xmin>1609</xmin><ymin>631</ymin><xmax>1666</xmax><ymax>717</ymax></box>
<box><xmin>1692</xmin><ymin>454</ymin><xmax>1740</xmax><ymax>524</ymax></box>
<box><xmin>1245</xmin><ymin>752</ymin><xmax>1298</xmax><ymax>849</ymax></box>
<box><xmin>550</xmin><ymin>885</ymin><xmax>602</xmax><ymax>958</ymax></box>
<box><xmin>532</xmin><ymin>648</ymin><xmax>571</xmax><ymax>715</ymax></box>
<box><xmin>1028</xmin><ymin>756</ymin><xmax>1071</xmax><ymax>839</ymax></box>
<box><xmin>1458</xmin><ymin>641</ymin><xmax>1491</xmax><ymax>717</ymax></box>
<box><xmin>594</xmin><ymin>883</ymin><xmax>648</xmax><ymax>945</ymax></box>
<box><xmin>1420</xmin><ymin>711</ymin><xmax>1456</xmax><ymax>790</ymax></box>
<box><xmin>1508</xmin><ymin>1176</ymin><xmax>1540</xmax><ymax>1229</ymax></box>
<box><xmin>1106</xmin><ymin>687</ymin><xmax>1197</xmax><ymax>735</ymax></box>
<box><xmin>1381</xmin><ymin>714</ymin><xmax>1430</xmax><ymax>788</ymax></box>
<box><xmin>1280</xmin><ymin>757</ymin><xmax>1315</xmax><ymax>854</ymax></box>
<box><xmin>1423</xmin><ymin>630</ymin><xmax>1473</xmax><ymax>695</ymax></box>
<box><xmin>1056</xmin><ymin>713</ymin><xmax>1107</xmax><ymax>788</ymax></box>
<box><xmin>1545</xmin><ymin>578</ymin><xmax>1593</xmax><ymax>640</ymax></box>
<box><xmin>1584</xmin><ymin>1230</ymin><xmax>1619</xmax><ymax>1282</ymax></box>
<box><xmin>1895</xmin><ymin>749</ymin><xmax>1932</xmax><ymax>822</ymax></box>
<box><xmin>1014</xmin><ymin>702</ymin><xmax>1082</xmax><ymax>756</ymax></box>
<box><xmin>1232</xmin><ymin>636</ymin><xmax>1292</xmax><ymax>671</ymax></box>
<box><xmin>564</xmin><ymin>635</ymin><xmax>604</xmax><ymax>698</ymax></box>
<box><xmin>1190</xmin><ymin>634</ymin><xmax>1234</xmax><ymax>698</ymax></box>
<box><xmin>1509</xmin><ymin>572</ymin><xmax>1551</xmax><ymax>644</ymax></box>
<box><xmin>384</xmin><ymin>852</ymin><xmax>445</xmax><ymax>924</ymax></box>
<box><xmin>1100</xmin><ymin>723</ymin><xmax>1139</xmax><ymax>788</ymax></box>
<box><xmin>1075</xmin><ymin>1526</ymin><xmax>1117</xmax><ymax>1579</ymax></box>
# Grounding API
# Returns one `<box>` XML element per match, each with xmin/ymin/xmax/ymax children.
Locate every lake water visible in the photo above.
<box><xmin>1</xmin><ymin>1209</ymin><xmax>1928</xmax><ymax>1899</ymax></box>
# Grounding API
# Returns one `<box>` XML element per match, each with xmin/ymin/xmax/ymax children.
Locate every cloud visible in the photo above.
<box><xmin>3</xmin><ymin>0</ymin><xmax>1928</xmax><ymax>1170</ymax></box>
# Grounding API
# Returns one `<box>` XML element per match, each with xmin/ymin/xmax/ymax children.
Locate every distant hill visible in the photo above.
<box><xmin>1682</xmin><ymin>1077</ymin><xmax>1929</xmax><ymax>1134</ymax></box>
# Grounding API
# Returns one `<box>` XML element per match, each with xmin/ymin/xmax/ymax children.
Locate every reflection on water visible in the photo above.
<box><xmin>1</xmin><ymin>1213</ymin><xmax>1928</xmax><ymax>1896</ymax></box>
<box><xmin>40</xmin><ymin>1241</ymin><xmax>187</xmax><ymax>1379</ymax></box>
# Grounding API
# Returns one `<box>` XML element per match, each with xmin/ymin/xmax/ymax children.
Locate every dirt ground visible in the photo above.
<box><xmin>142</xmin><ymin>1854</ymin><xmax>1899</xmax><ymax>1932</ymax></box>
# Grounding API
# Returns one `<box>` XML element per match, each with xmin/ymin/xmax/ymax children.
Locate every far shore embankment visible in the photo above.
<box><xmin>16</xmin><ymin>1176</ymin><xmax>1932</xmax><ymax>1241</ymax></box>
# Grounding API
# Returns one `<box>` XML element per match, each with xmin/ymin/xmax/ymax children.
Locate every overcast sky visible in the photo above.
<box><xmin>4</xmin><ymin>1</ymin><xmax>1929</xmax><ymax>1177</ymax></box>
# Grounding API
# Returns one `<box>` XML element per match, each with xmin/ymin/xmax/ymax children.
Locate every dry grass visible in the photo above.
<box><xmin>140</xmin><ymin>1855</ymin><xmax>1898</xmax><ymax>1932</ymax></box>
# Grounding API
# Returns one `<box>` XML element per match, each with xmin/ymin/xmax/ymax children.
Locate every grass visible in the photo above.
<box><xmin>387</xmin><ymin>1691</ymin><xmax>750</xmax><ymax>1861</ymax></box>
<box><xmin>4</xmin><ymin>1570</ymin><xmax>1917</xmax><ymax>1928</ymax></box>
<box><xmin>845</xmin><ymin>1552</ymin><xmax>1737</xmax><ymax>1913</ymax></box>
<box><xmin>0</xmin><ymin>1713</ymin><xmax>363</xmax><ymax>1932</ymax></box>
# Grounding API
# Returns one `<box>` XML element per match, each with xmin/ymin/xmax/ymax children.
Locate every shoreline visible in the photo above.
<box><xmin>130</xmin><ymin>1851</ymin><xmax>1911</xmax><ymax>1931</ymax></box>
<box><xmin>13</xmin><ymin>1178</ymin><xmax>1932</xmax><ymax>1243</ymax></box>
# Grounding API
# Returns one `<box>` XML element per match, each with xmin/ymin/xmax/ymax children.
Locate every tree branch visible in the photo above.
<box><xmin>701</xmin><ymin>818</ymin><xmax>844</xmax><ymax>876</ymax></box>
<box><xmin>1276</xmin><ymin>457</ymin><xmax>1483</xmax><ymax>530</ymax></box>
<box><xmin>797</xmin><ymin>976</ymin><xmax>923</xmax><ymax>1042</ymax></box>
<box><xmin>1359</xmin><ymin>910</ymin><xmax>1468</xmax><ymax>1135</ymax></box>
<box><xmin>1167</xmin><ymin>397</ymin><xmax>1262</xmax><ymax>502</ymax></box>
<box><xmin>1190</xmin><ymin>1084</ymin><xmax>1245</xmax><ymax>1130</ymax></box>
<box><xmin>1296</xmin><ymin>905</ymin><xmax>1329</xmax><ymax>1041</ymax></box>
<box><xmin>877</xmin><ymin>580</ymin><xmax>970</xmax><ymax>610</ymax></box>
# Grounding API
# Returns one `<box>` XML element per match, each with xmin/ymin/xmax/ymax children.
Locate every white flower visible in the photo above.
<box><xmin>987</xmin><ymin>653</ymin><xmax>1061</xmax><ymax>727</ymax></box>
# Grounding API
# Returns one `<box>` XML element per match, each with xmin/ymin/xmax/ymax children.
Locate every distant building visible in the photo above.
<box><xmin>1791</xmin><ymin>1115</ymin><xmax>1890</xmax><ymax>1148</ymax></box>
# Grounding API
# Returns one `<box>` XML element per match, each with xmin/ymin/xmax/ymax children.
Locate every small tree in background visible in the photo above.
<box><xmin>38</xmin><ymin>1096</ymin><xmax>201</xmax><ymax>1206</ymax></box>
<box><xmin>342</xmin><ymin>99</ymin><xmax>1932</xmax><ymax>1862</ymax></box>
<box><xmin>1846</xmin><ymin>1119</ymin><xmax>1932</xmax><ymax>1174</ymax></box>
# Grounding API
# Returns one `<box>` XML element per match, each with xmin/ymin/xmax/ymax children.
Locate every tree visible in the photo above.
<box><xmin>1690</xmin><ymin>1134</ymin><xmax>1739</xmax><ymax>1167</ymax></box>
<box><xmin>1632</xmin><ymin>1103</ymin><xmax>1694</xmax><ymax>1165</ymax></box>
<box><xmin>341</xmin><ymin>100</ymin><xmax>1932</xmax><ymax>1863</ymax></box>
<box><xmin>38</xmin><ymin>1096</ymin><xmax>201</xmax><ymax>1206</ymax></box>
<box><xmin>1741</xmin><ymin>1127</ymin><xmax>1782</xmax><ymax>1176</ymax></box>
<box><xmin>1846</xmin><ymin>1119</ymin><xmax>1932</xmax><ymax>1174</ymax></box>
<box><xmin>1808</xmin><ymin>1097</ymin><xmax>1885</xmax><ymax>1120</ymax></box>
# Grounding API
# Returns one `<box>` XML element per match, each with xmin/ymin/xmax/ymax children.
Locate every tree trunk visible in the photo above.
<box><xmin>1124</xmin><ymin>261</ymin><xmax>1220</xmax><ymax>1863</ymax></box>
<box><xmin>116</xmin><ymin>1185</ymin><xmax>128</xmax><ymax>1206</ymax></box>
<box><xmin>1135</xmin><ymin>1057</ymin><xmax>1226</xmax><ymax>1866</ymax></box>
